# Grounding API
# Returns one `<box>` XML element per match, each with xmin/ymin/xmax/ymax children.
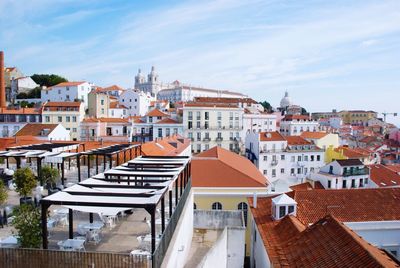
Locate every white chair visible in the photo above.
<box><xmin>57</xmin><ymin>241</ymin><xmax>65</xmax><ymax>250</ymax></box>
<box><xmin>87</xmin><ymin>230</ymin><xmax>101</xmax><ymax>244</ymax></box>
<box><xmin>77</xmin><ymin>224</ymin><xmax>87</xmax><ymax>236</ymax></box>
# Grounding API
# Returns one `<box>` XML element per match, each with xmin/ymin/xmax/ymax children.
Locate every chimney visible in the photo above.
<box><xmin>0</xmin><ymin>51</ymin><xmax>5</xmax><ymax>108</ymax></box>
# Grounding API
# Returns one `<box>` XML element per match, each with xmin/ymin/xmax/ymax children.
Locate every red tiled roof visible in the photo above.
<box><xmin>0</xmin><ymin>107</ymin><xmax>41</xmax><ymax>115</ymax></box>
<box><xmin>109</xmin><ymin>102</ymin><xmax>127</xmax><ymax>109</ymax></box>
<box><xmin>282</xmin><ymin>115</ymin><xmax>311</xmax><ymax>121</ymax></box>
<box><xmin>184</xmin><ymin>102</ymin><xmax>240</xmax><ymax>108</ymax></box>
<box><xmin>289</xmin><ymin>182</ymin><xmax>315</xmax><ymax>191</ymax></box>
<box><xmin>82</xmin><ymin>117</ymin><xmax>129</xmax><ymax>123</ymax></box>
<box><xmin>154</xmin><ymin>118</ymin><xmax>178</xmax><ymax>124</ymax></box>
<box><xmin>369</xmin><ymin>164</ymin><xmax>400</xmax><ymax>187</ymax></box>
<box><xmin>193</xmin><ymin>97</ymin><xmax>257</xmax><ymax>104</ymax></box>
<box><xmin>141</xmin><ymin>135</ymin><xmax>190</xmax><ymax>156</ymax></box>
<box><xmin>259</xmin><ymin>131</ymin><xmax>286</xmax><ymax>142</ymax></box>
<box><xmin>43</xmin><ymin>102</ymin><xmax>82</xmax><ymax>107</ymax></box>
<box><xmin>386</xmin><ymin>164</ymin><xmax>400</xmax><ymax>173</ymax></box>
<box><xmin>192</xmin><ymin>146</ymin><xmax>268</xmax><ymax>188</ymax></box>
<box><xmin>300</xmin><ymin>131</ymin><xmax>328</xmax><ymax>139</ymax></box>
<box><xmin>248</xmin><ymin>192</ymin><xmax>400</xmax><ymax>268</ymax></box>
<box><xmin>145</xmin><ymin>109</ymin><xmax>168</xmax><ymax>117</ymax></box>
<box><xmin>101</xmin><ymin>85</ymin><xmax>125</xmax><ymax>91</ymax></box>
<box><xmin>15</xmin><ymin>124</ymin><xmax>59</xmax><ymax>137</ymax></box>
<box><xmin>285</xmin><ymin>136</ymin><xmax>312</xmax><ymax>145</ymax></box>
<box><xmin>53</xmin><ymin>81</ymin><xmax>86</xmax><ymax>87</ymax></box>
<box><xmin>335</xmin><ymin>146</ymin><xmax>370</xmax><ymax>158</ymax></box>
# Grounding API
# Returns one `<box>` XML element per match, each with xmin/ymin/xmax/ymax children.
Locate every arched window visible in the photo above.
<box><xmin>193</xmin><ymin>203</ymin><xmax>197</xmax><ymax>210</ymax></box>
<box><xmin>211</xmin><ymin>202</ymin><xmax>222</xmax><ymax>210</ymax></box>
<box><xmin>238</xmin><ymin>202</ymin><xmax>248</xmax><ymax>226</ymax></box>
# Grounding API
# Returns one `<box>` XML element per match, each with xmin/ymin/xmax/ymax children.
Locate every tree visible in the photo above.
<box><xmin>0</xmin><ymin>181</ymin><xmax>7</xmax><ymax>207</ymax></box>
<box><xmin>18</xmin><ymin>101</ymin><xmax>35</xmax><ymax>108</ymax></box>
<box><xmin>12</xmin><ymin>204</ymin><xmax>42</xmax><ymax>248</ymax></box>
<box><xmin>41</xmin><ymin>165</ymin><xmax>58</xmax><ymax>189</ymax></box>
<box><xmin>301</xmin><ymin>107</ymin><xmax>308</xmax><ymax>115</ymax></box>
<box><xmin>13</xmin><ymin>168</ymin><xmax>37</xmax><ymax>199</ymax></box>
<box><xmin>259</xmin><ymin>101</ymin><xmax>273</xmax><ymax>112</ymax></box>
<box><xmin>31</xmin><ymin>74</ymin><xmax>68</xmax><ymax>87</ymax></box>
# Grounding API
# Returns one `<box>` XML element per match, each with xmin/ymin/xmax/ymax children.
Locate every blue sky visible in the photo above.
<box><xmin>1</xmin><ymin>0</ymin><xmax>399</xmax><ymax>125</ymax></box>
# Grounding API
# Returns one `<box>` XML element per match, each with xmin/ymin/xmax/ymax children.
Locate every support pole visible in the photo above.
<box><xmin>95</xmin><ymin>154</ymin><xmax>99</xmax><ymax>174</ymax></box>
<box><xmin>175</xmin><ymin>180</ymin><xmax>178</xmax><ymax>207</ymax></box>
<box><xmin>6</xmin><ymin>157</ymin><xmax>9</xmax><ymax>169</ymax></box>
<box><xmin>109</xmin><ymin>155</ymin><xmax>112</xmax><ymax>169</ymax></box>
<box><xmin>161</xmin><ymin>196</ymin><xmax>165</xmax><ymax>233</ymax></box>
<box><xmin>87</xmin><ymin>155</ymin><xmax>91</xmax><ymax>178</ymax></box>
<box><xmin>169</xmin><ymin>190</ymin><xmax>173</xmax><ymax>218</ymax></box>
<box><xmin>68</xmin><ymin>209</ymin><xmax>73</xmax><ymax>239</ymax></box>
<box><xmin>77</xmin><ymin>155</ymin><xmax>81</xmax><ymax>182</ymax></box>
<box><xmin>41</xmin><ymin>204</ymin><xmax>48</xmax><ymax>249</ymax></box>
<box><xmin>150</xmin><ymin>208</ymin><xmax>156</xmax><ymax>254</ymax></box>
<box><xmin>89</xmin><ymin>213</ymin><xmax>93</xmax><ymax>223</ymax></box>
<box><xmin>103</xmin><ymin>155</ymin><xmax>106</xmax><ymax>171</ymax></box>
<box><xmin>61</xmin><ymin>159</ymin><xmax>65</xmax><ymax>187</ymax></box>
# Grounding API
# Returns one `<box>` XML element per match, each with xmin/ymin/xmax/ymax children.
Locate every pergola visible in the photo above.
<box><xmin>0</xmin><ymin>143</ymin><xmax>80</xmax><ymax>185</ymax></box>
<box><xmin>40</xmin><ymin>155</ymin><xmax>191</xmax><ymax>256</ymax></box>
<box><xmin>78</xmin><ymin>144</ymin><xmax>141</xmax><ymax>181</ymax></box>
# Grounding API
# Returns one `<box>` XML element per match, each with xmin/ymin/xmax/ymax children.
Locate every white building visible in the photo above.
<box><xmin>157</xmin><ymin>80</ymin><xmax>247</xmax><ymax>103</ymax></box>
<box><xmin>80</xmin><ymin>117</ymin><xmax>130</xmax><ymax>142</ymax></box>
<box><xmin>279</xmin><ymin>114</ymin><xmax>319</xmax><ymax>136</ymax></box>
<box><xmin>245</xmin><ymin>131</ymin><xmax>325</xmax><ymax>190</ymax></box>
<box><xmin>10</xmin><ymin>76</ymin><xmax>38</xmax><ymax>101</ymax></box>
<box><xmin>0</xmin><ymin>107</ymin><xmax>42</xmax><ymax>137</ymax></box>
<box><xmin>131</xmin><ymin>109</ymin><xmax>183</xmax><ymax>142</ymax></box>
<box><xmin>243</xmin><ymin>110</ymin><xmax>277</xmax><ymax>136</ymax></box>
<box><xmin>109</xmin><ymin>102</ymin><xmax>128</xmax><ymax>118</ymax></box>
<box><xmin>15</xmin><ymin>123</ymin><xmax>70</xmax><ymax>141</ymax></box>
<box><xmin>41</xmin><ymin>81</ymin><xmax>93</xmax><ymax>108</ymax></box>
<box><xmin>118</xmin><ymin>89</ymin><xmax>155</xmax><ymax>116</ymax></box>
<box><xmin>183</xmin><ymin>103</ymin><xmax>244</xmax><ymax>153</ymax></box>
<box><xmin>310</xmin><ymin>159</ymin><xmax>370</xmax><ymax>189</ymax></box>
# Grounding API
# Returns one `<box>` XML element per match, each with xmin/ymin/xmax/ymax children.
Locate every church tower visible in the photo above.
<box><xmin>134</xmin><ymin>68</ymin><xmax>146</xmax><ymax>89</ymax></box>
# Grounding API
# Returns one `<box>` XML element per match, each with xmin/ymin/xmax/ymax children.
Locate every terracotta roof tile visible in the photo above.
<box><xmin>109</xmin><ymin>102</ymin><xmax>127</xmax><ymax>109</ymax></box>
<box><xmin>192</xmin><ymin>146</ymin><xmax>268</xmax><ymax>188</ymax></box>
<box><xmin>145</xmin><ymin>109</ymin><xmax>168</xmax><ymax>117</ymax></box>
<box><xmin>259</xmin><ymin>131</ymin><xmax>286</xmax><ymax>142</ymax></box>
<box><xmin>285</xmin><ymin>136</ymin><xmax>312</xmax><ymax>145</ymax></box>
<box><xmin>15</xmin><ymin>124</ymin><xmax>59</xmax><ymax>137</ymax></box>
<box><xmin>300</xmin><ymin>131</ymin><xmax>328</xmax><ymax>139</ymax></box>
<box><xmin>369</xmin><ymin>164</ymin><xmax>400</xmax><ymax>187</ymax></box>
<box><xmin>53</xmin><ymin>81</ymin><xmax>86</xmax><ymax>87</ymax></box>
<box><xmin>0</xmin><ymin>107</ymin><xmax>41</xmax><ymax>115</ymax></box>
<box><xmin>154</xmin><ymin>118</ymin><xmax>179</xmax><ymax>124</ymax></box>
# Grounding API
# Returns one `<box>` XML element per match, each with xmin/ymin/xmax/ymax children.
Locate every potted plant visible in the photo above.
<box><xmin>12</xmin><ymin>204</ymin><xmax>42</xmax><ymax>248</ymax></box>
<box><xmin>0</xmin><ymin>181</ymin><xmax>8</xmax><ymax>227</ymax></box>
<box><xmin>41</xmin><ymin>165</ymin><xmax>59</xmax><ymax>195</ymax></box>
<box><xmin>13</xmin><ymin>167</ymin><xmax>37</xmax><ymax>205</ymax></box>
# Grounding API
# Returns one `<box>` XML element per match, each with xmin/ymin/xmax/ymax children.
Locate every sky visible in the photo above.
<box><xmin>0</xmin><ymin>0</ymin><xmax>399</xmax><ymax>126</ymax></box>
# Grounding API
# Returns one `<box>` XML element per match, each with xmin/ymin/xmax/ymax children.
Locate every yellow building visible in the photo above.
<box><xmin>300</xmin><ymin>131</ymin><xmax>340</xmax><ymax>163</ymax></box>
<box><xmin>325</xmin><ymin>145</ymin><xmax>372</xmax><ymax>164</ymax></box>
<box><xmin>339</xmin><ymin>110</ymin><xmax>377</xmax><ymax>125</ymax></box>
<box><xmin>192</xmin><ymin>146</ymin><xmax>270</xmax><ymax>258</ymax></box>
<box><xmin>42</xmin><ymin>101</ymin><xmax>85</xmax><ymax>140</ymax></box>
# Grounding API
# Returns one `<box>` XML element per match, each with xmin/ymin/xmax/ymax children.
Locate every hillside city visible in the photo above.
<box><xmin>0</xmin><ymin>48</ymin><xmax>400</xmax><ymax>268</ymax></box>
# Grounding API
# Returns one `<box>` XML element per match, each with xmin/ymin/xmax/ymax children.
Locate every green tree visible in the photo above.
<box><xmin>41</xmin><ymin>165</ymin><xmax>59</xmax><ymax>189</ymax></box>
<box><xmin>0</xmin><ymin>181</ymin><xmax>7</xmax><ymax>207</ymax></box>
<box><xmin>12</xmin><ymin>204</ymin><xmax>42</xmax><ymax>248</ymax></box>
<box><xmin>18</xmin><ymin>101</ymin><xmax>35</xmax><ymax>108</ymax></box>
<box><xmin>14</xmin><ymin>168</ymin><xmax>37</xmax><ymax>198</ymax></box>
<box><xmin>31</xmin><ymin>74</ymin><xmax>68</xmax><ymax>87</ymax></box>
<box><xmin>259</xmin><ymin>101</ymin><xmax>273</xmax><ymax>112</ymax></box>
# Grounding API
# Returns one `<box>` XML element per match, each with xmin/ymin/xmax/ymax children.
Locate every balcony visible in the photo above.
<box><xmin>342</xmin><ymin>168</ymin><xmax>369</xmax><ymax>177</ymax></box>
<box><xmin>216</xmin><ymin>137</ymin><xmax>223</xmax><ymax>141</ymax></box>
<box><xmin>203</xmin><ymin>137</ymin><xmax>211</xmax><ymax>142</ymax></box>
<box><xmin>271</xmin><ymin>160</ymin><xmax>279</xmax><ymax>166</ymax></box>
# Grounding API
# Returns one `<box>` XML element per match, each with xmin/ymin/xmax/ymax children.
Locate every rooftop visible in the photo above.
<box><xmin>369</xmin><ymin>164</ymin><xmax>400</xmax><ymax>187</ymax></box>
<box><xmin>14</xmin><ymin>123</ymin><xmax>59</xmax><ymax>137</ymax></box>
<box><xmin>300</xmin><ymin>131</ymin><xmax>329</xmax><ymax>139</ymax></box>
<box><xmin>192</xmin><ymin>146</ymin><xmax>268</xmax><ymax>188</ymax></box>
<box><xmin>145</xmin><ymin>109</ymin><xmax>169</xmax><ymax>117</ymax></box>
<box><xmin>53</xmin><ymin>81</ymin><xmax>86</xmax><ymax>87</ymax></box>
<box><xmin>336</xmin><ymin>159</ymin><xmax>364</xmax><ymax>167</ymax></box>
<box><xmin>285</xmin><ymin>136</ymin><xmax>312</xmax><ymax>146</ymax></box>
<box><xmin>259</xmin><ymin>131</ymin><xmax>286</xmax><ymax>142</ymax></box>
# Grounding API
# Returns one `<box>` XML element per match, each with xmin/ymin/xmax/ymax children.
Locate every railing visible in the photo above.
<box><xmin>0</xmin><ymin>248</ymin><xmax>149</xmax><ymax>268</ymax></box>
<box><xmin>203</xmin><ymin>137</ymin><xmax>211</xmax><ymax>141</ymax></box>
<box><xmin>343</xmin><ymin>168</ymin><xmax>369</xmax><ymax>176</ymax></box>
<box><xmin>271</xmin><ymin>160</ymin><xmax>278</xmax><ymax>166</ymax></box>
<box><xmin>216</xmin><ymin>137</ymin><xmax>223</xmax><ymax>141</ymax></box>
<box><xmin>152</xmin><ymin>178</ymin><xmax>192</xmax><ymax>268</ymax></box>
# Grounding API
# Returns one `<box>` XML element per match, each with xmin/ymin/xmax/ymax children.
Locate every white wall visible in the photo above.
<box><xmin>119</xmin><ymin>90</ymin><xmax>154</xmax><ymax>116</ymax></box>
<box><xmin>48</xmin><ymin>124</ymin><xmax>71</xmax><ymax>141</ymax></box>
<box><xmin>250</xmin><ymin>220</ymin><xmax>271</xmax><ymax>268</ymax></box>
<box><xmin>161</xmin><ymin>190</ymin><xmax>194</xmax><ymax>268</ymax></box>
<box><xmin>199</xmin><ymin>227</ymin><xmax>228</xmax><ymax>268</ymax></box>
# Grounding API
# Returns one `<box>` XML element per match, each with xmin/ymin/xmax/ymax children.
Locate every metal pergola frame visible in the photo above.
<box><xmin>40</xmin><ymin>155</ymin><xmax>191</xmax><ymax>256</ymax></box>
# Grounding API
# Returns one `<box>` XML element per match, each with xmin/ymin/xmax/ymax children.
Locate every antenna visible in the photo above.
<box><xmin>382</xmin><ymin>112</ymin><xmax>397</xmax><ymax>123</ymax></box>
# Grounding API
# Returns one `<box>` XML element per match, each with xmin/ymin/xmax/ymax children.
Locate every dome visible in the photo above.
<box><xmin>280</xmin><ymin>91</ymin><xmax>292</xmax><ymax>108</ymax></box>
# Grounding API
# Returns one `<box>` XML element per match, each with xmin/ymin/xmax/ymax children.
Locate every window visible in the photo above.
<box><xmin>291</xmin><ymin>168</ymin><xmax>295</xmax><ymax>175</ymax></box>
<box><xmin>193</xmin><ymin>203</ymin><xmax>197</xmax><ymax>210</ymax></box>
<box><xmin>173</xmin><ymin>128</ymin><xmax>178</xmax><ymax>134</ymax></box>
<box><xmin>281</xmin><ymin>155</ymin><xmax>285</xmax><ymax>160</ymax></box>
<box><xmin>288</xmin><ymin>205</ymin><xmax>294</xmax><ymax>214</ymax></box>
<box><xmin>45</xmin><ymin>116</ymin><xmax>50</xmax><ymax>123</ymax></box>
<box><xmin>166</xmin><ymin>128</ymin><xmax>170</xmax><ymax>136</ymax></box>
<box><xmin>204</xmin><ymin>121</ymin><xmax>209</xmax><ymax>129</ymax></box>
<box><xmin>291</xmin><ymin>156</ymin><xmax>295</xmax><ymax>162</ymax></box>
<box><xmin>364</xmin><ymin>178</ymin><xmax>368</xmax><ymax>185</ymax></box>
<box><xmin>158</xmin><ymin>128</ymin><xmax>162</xmax><ymax>137</ymax></box>
<box><xmin>217</xmin><ymin>112</ymin><xmax>222</xmax><ymax>120</ymax></box>
<box><xmin>66</xmin><ymin>116</ymin><xmax>70</xmax><ymax>122</ymax></box>
<box><xmin>304</xmin><ymin>155</ymin><xmax>308</xmax><ymax>161</ymax></box>
<box><xmin>297</xmin><ymin>168</ymin><xmax>301</xmax><ymax>174</ymax></box>
<box><xmin>279</xmin><ymin>206</ymin><xmax>286</xmax><ymax>218</ymax></box>
<box><xmin>205</xmin><ymin>112</ymin><xmax>209</xmax><ymax>120</ymax></box>
<box><xmin>101</xmin><ymin>100</ymin><xmax>104</xmax><ymax>105</ymax></box>
<box><xmin>188</xmin><ymin>111</ymin><xmax>193</xmax><ymax>120</ymax></box>
<box><xmin>298</xmin><ymin>155</ymin><xmax>302</xmax><ymax>161</ymax></box>
<box><xmin>263</xmin><ymin>156</ymin><xmax>268</xmax><ymax>161</ymax></box>
<box><xmin>342</xmin><ymin>180</ymin><xmax>347</xmax><ymax>188</ymax></box>
<box><xmin>196</xmin><ymin>121</ymin><xmax>201</xmax><ymax>128</ymax></box>
<box><xmin>196</xmin><ymin>111</ymin><xmax>201</xmax><ymax>120</ymax></box>
<box><xmin>197</xmin><ymin>144</ymin><xmax>201</xmax><ymax>152</ymax></box>
<box><xmin>72</xmin><ymin>116</ymin><xmax>77</xmax><ymax>122</ymax></box>
<box><xmin>197</xmin><ymin>132</ymin><xmax>201</xmax><ymax>141</ymax></box>
<box><xmin>58</xmin><ymin>116</ymin><xmax>62</xmax><ymax>123</ymax></box>
<box><xmin>188</xmin><ymin>121</ymin><xmax>192</xmax><ymax>129</ymax></box>
<box><xmin>72</xmin><ymin>128</ymin><xmax>77</xmax><ymax>132</ymax></box>
<box><xmin>272</xmin><ymin>169</ymin><xmax>276</xmax><ymax>177</ymax></box>
<box><xmin>311</xmin><ymin>155</ymin><xmax>315</xmax><ymax>161</ymax></box>
<box><xmin>212</xmin><ymin>202</ymin><xmax>222</xmax><ymax>210</ymax></box>
<box><xmin>328</xmin><ymin>180</ymin><xmax>331</xmax><ymax>188</ymax></box>
<box><xmin>238</xmin><ymin>202</ymin><xmax>248</xmax><ymax>226</ymax></box>
<box><xmin>351</xmin><ymin>179</ymin><xmax>355</xmax><ymax>188</ymax></box>
<box><xmin>263</xmin><ymin>170</ymin><xmax>267</xmax><ymax>175</ymax></box>
<box><xmin>317</xmin><ymin>155</ymin><xmax>321</xmax><ymax>161</ymax></box>
<box><xmin>280</xmin><ymin>168</ymin><xmax>285</xmax><ymax>174</ymax></box>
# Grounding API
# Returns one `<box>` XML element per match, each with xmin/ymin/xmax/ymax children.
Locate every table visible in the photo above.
<box><xmin>0</xmin><ymin>236</ymin><xmax>18</xmax><ymax>248</ymax></box>
<box><xmin>81</xmin><ymin>222</ymin><xmax>104</xmax><ymax>230</ymax></box>
<box><xmin>61</xmin><ymin>239</ymin><xmax>85</xmax><ymax>251</ymax></box>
